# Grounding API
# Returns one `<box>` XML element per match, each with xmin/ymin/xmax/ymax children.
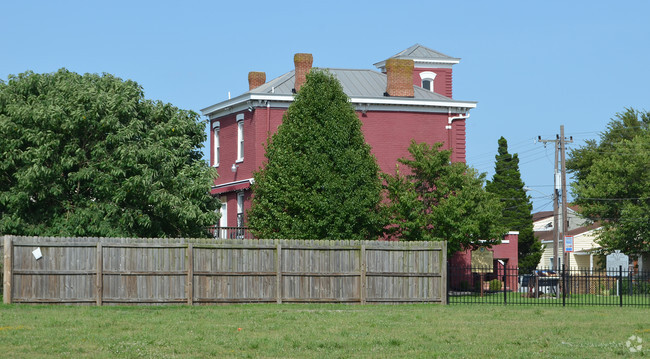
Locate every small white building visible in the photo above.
<box><xmin>533</xmin><ymin>207</ymin><xmax>649</xmax><ymax>273</ymax></box>
<box><xmin>533</xmin><ymin>207</ymin><xmax>602</xmax><ymax>271</ymax></box>
<box><xmin>536</xmin><ymin>222</ymin><xmax>602</xmax><ymax>272</ymax></box>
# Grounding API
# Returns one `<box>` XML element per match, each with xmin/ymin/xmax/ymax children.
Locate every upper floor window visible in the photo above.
<box><xmin>419</xmin><ymin>71</ymin><xmax>437</xmax><ymax>92</ymax></box>
<box><xmin>212</xmin><ymin>121</ymin><xmax>220</xmax><ymax>167</ymax></box>
<box><xmin>236</xmin><ymin>114</ymin><xmax>244</xmax><ymax>162</ymax></box>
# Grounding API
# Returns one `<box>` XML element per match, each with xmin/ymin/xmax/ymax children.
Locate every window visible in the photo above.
<box><xmin>236</xmin><ymin>114</ymin><xmax>244</xmax><ymax>162</ymax></box>
<box><xmin>212</xmin><ymin>121</ymin><xmax>220</xmax><ymax>167</ymax></box>
<box><xmin>419</xmin><ymin>71</ymin><xmax>437</xmax><ymax>92</ymax></box>
<box><xmin>236</xmin><ymin>192</ymin><xmax>245</xmax><ymax>238</ymax></box>
<box><xmin>237</xmin><ymin>192</ymin><xmax>244</xmax><ymax>223</ymax></box>
<box><xmin>218</xmin><ymin>196</ymin><xmax>227</xmax><ymax>238</ymax></box>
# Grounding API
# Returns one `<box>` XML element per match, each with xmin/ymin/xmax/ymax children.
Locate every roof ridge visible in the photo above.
<box><xmin>388</xmin><ymin>44</ymin><xmax>458</xmax><ymax>60</ymax></box>
<box><xmin>321</xmin><ymin>67</ymin><xmax>382</xmax><ymax>73</ymax></box>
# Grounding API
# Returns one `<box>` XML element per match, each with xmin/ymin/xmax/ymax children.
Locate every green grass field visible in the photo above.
<box><xmin>0</xmin><ymin>303</ymin><xmax>648</xmax><ymax>358</ymax></box>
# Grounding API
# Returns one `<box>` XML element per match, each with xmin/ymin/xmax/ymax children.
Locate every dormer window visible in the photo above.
<box><xmin>419</xmin><ymin>71</ymin><xmax>437</xmax><ymax>92</ymax></box>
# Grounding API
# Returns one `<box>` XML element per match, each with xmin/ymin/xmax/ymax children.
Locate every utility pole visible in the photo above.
<box><xmin>538</xmin><ymin>126</ymin><xmax>573</xmax><ymax>272</ymax></box>
<box><xmin>553</xmin><ymin>139</ymin><xmax>560</xmax><ymax>271</ymax></box>
<box><xmin>560</xmin><ymin>125</ymin><xmax>570</xmax><ymax>271</ymax></box>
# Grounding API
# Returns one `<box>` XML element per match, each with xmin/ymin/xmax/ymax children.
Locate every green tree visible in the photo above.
<box><xmin>485</xmin><ymin>137</ymin><xmax>541</xmax><ymax>273</ymax></box>
<box><xmin>248</xmin><ymin>70</ymin><xmax>383</xmax><ymax>240</ymax></box>
<box><xmin>383</xmin><ymin>141</ymin><xmax>507</xmax><ymax>255</ymax></box>
<box><xmin>568</xmin><ymin>108</ymin><xmax>650</xmax><ymax>254</ymax></box>
<box><xmin>0</xmin><ymin>69</ymin><xmax>219</xmax><ymax>238</ymax></box>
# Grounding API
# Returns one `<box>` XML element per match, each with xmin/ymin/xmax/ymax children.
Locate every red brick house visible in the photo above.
<box><xmin>201</xmin><ymin>44</ymin><xmax>477</xmax><ymax>231</ymax></box>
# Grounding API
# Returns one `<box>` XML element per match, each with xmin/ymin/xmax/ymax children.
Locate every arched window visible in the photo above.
<box><xmin>419</xmin><ymin>71</ymin><xmax>437</xmax><ymax>92</ymax></box>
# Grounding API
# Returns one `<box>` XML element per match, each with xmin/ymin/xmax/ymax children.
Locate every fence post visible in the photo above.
<box><xmin>276</xmin><ymin>243</ymin><xmax>282</xmax><ymax>304</ymax></box>
<box><xmin>187</xmin><ymin>243</ymin><xmax>194</xmax><ymax>305</ymax></box>
<box><xmin>628</xmin><ymin>269</ymin><xmax>633</xmax><ymax>296</ymax></box>
<box><xmin>3</xmin><ymin>235</ymin><xmax>12</xmax><ymax>304</ymax></box>
<box><xmin>619</xmin><ymin>265</ymin><xmax>623</xmax><ymax>307</ymax></box>
<box><xmin>446</xmin><ymin>261</ymin><xmax>451</xmax><ymax>305</ymax></box>
<box><xmin>442</xmin><ymin>241</ymin><xmax>448</xmax><ymax>305</ymax></box>
<box><xmin>562</xmin><ymin>264</ymin><xmax>566</xmax><ymax>307</ymax></box>
<box><xmin>359</xmin><ymin>244</ymin><xmax>366</xmax><ymax>304</ymax></box>
<box><xmin>96</xmin><ymin>242</ymin><xmax>103</xmax><ymax>306</ymax></box>
<box><xmin>503</xmin><ymin>266</ymin><xmax>507</xmax><ymax>305</ymax></box>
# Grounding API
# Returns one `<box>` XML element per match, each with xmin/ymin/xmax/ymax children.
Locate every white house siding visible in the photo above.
<box><xmin>570</xmin><ymin>231</ymin><xmax>601</xmax><ymax>272</ymax></box>
<box><xmin>536</xmin><ymin>230</ymin><xmax>601</xmax><ymax>272</ymax></box>
<box><xmin>538</xmin><ymin>242</ymin><xmax>560</xmax><ymax>270</ymax></box>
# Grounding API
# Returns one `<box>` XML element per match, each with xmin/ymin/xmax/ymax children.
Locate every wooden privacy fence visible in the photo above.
<box><xmin>3</xmin><ymin>235</ymin><xmax>447</xmax><ymax>305</ymax></box>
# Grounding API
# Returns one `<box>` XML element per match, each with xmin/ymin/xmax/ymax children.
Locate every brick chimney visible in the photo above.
<box><xmin>385</xmin><ymin>59</ymin><xmax>414</xmax><ymax>97</ymax></box>
<box><xmin>248</xmin><ymin>72</ymin><xmax>266</xmax><ymax>90</ymax></box>
<box><xmin>293</xmin><ymin>53</ymin><xmax>313</xmax><ymax>92</ymax></box>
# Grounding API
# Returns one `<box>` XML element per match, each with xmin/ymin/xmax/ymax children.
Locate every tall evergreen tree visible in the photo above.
<box><xmin>248</xmin><ymin>70</ymin><xmax>383</xmax><ymax>240</ymax></box>
<box><xmin>485</xmin><ymin>137</ymin><xmax>541</xmax><ymax>273</ymax></box>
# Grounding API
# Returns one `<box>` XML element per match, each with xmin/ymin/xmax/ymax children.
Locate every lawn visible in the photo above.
<box><xmin>0</xmin><ymin>303</ymin><xmax>648</xmax><ymax>358</ymax></box>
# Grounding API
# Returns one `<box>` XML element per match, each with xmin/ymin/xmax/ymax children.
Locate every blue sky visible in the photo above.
<box><xmin>2</xmin><ymin>1</ymin><xmax>649</xmax><ymax>213</ymax></box>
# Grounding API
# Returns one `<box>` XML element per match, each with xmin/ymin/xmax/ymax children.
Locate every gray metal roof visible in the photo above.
<box><xmin>387</xmin><ymin>44</ymin><xmax>460</xmax><ymax>62</ymax></box>
<box><xmin>249</xmin><ymin>68</ymin><xmax>454</xmax><ymax>101</ymax></box>
<box><xmin>251</xmin><ymin>70</ymin><xmax>295</xmax><ymax>95</ymax></box>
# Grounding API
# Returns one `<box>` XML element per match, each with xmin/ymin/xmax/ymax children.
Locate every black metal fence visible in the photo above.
<box><xmin>0</xmin><ymin>260</ymin><xmax>3</xmax><ymax>296</ymax></box>
<box><xmin>206</xmin><ymin>226</ymin><xmax>252</xmax><ymax>239</ymax></box>
<box><xmin>448</xmin><ymin>265</ymin><xmax>650</xmax><ymax>307</ymax></box>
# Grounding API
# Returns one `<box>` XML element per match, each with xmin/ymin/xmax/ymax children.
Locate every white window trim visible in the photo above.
<box><xmin>237</xmin><ymin>192</ymin><xmax>244</xmax><ymax>215</ymax></box>
<box><xmin>212</xmin><ymin>121</ymin><xmax>220</xmax><ymax>167</ymax></box>
<box><xmin>218</xmin><ymin>196</ymin><xmax>228</xmax><ymax>238</ymax></box>
<box><xmin>236</xmin><ymin>114</ymin><xmax>244</xmax><ymax>162</ymax></box>
<box><xmin>419</xmin><ymin>71</ymin><xmax>437</xmax><ymax>92</ymax></box>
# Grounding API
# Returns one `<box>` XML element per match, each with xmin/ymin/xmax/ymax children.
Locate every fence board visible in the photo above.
<box><xmin>4</xmin><ymin>236</ymin><xmax>445</xmax><ymax>305</ymax></box>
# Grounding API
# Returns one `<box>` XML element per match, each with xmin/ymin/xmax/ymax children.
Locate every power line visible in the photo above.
<box><xmin>466</xmin><ymin>136</ymin><xmax>542</xmax><ymax>162</ymax></box>
<box><xmin>576</xmin><ymin>196</ymin><xmax>650</xmax><ymax>201</ymax></box>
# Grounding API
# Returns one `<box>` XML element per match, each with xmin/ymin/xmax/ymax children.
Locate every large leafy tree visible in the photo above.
<box><xmin>485</xmin><ymin>137</ymin><xmax>541</xmax><ymax>273</ymax></box>
<box><xmin>383</xmin><ymin>141</ymin><xmax>507</xmax><ymax>255</ymax></box>
<box><xmin>248</xmin><ymin>70</ymin><xmax>383</xmax><ymax>240</ymax></box>
<box><xmin>568</xmin><ymin>108</ymin><xmax>650</xmax><ymax>254</ymax></box>
<box><xmin>0</xmin><ymin>69</ymin><xmax>219</xmax><ymax>238</ymax></box>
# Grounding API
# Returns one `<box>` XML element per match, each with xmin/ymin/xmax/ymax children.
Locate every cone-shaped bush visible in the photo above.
<box><xmin>249</xmin><ymin>70</ymin><xmax>383</xmax><ymax>240</ymax></box>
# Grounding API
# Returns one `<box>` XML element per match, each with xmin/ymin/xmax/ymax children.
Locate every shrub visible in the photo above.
<box><xmin>489</xmin><ymin>279</ymin><xmax>502</xmax><ymax>291</ymax></box>
<box><xmin>621</xmin><ymin>279</ymin><xmax>650</xmax><ymax>295</ymax></box>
